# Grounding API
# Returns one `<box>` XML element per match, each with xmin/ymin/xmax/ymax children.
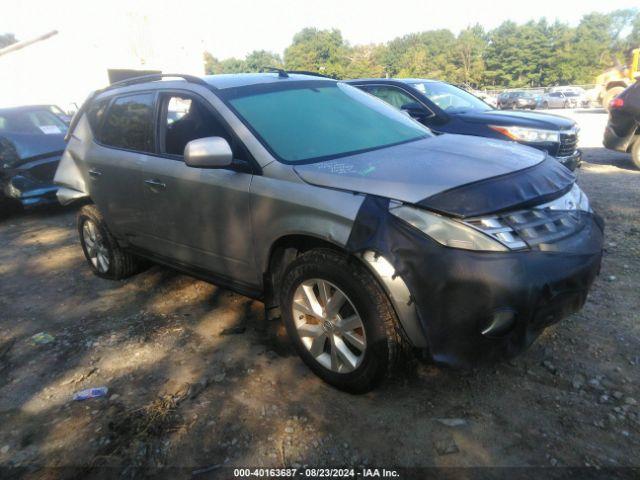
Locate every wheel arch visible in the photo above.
<box><xmin>263</xmin><ymin>234</ymin><xmax>428</xmax><ymax>348</ymax></box>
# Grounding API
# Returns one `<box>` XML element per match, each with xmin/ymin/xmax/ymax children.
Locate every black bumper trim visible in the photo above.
<box><xmin>346</xmin><ymin>195</ymin><xmax>604</xmax><ymax>368</ymax></box>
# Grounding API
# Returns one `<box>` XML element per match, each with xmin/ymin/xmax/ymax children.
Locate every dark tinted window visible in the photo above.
<box><xmin>87</xmin><ymin>99</ymin><xmax>109</xmax><ymax>139</ymax></box>
<box><xmin>101</xmin><ymin>93</ymin><xmax>155</xmax><ymax>152</ymax></box>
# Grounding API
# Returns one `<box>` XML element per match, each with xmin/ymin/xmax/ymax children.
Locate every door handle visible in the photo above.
<box><xmin>144</xmin><ymin>179</ymin><xmax>166</xmax><ymax>190</ymax></box>
<box><xmin>88</xmin><ymin>169</ymin><xmax>102</xmax><ymax>178</ymax></box>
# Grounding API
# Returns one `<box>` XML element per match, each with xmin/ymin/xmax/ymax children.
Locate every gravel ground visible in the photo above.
<box><xmin>0</xmin><ymin>111</ymin><xmax>639</xmax><ymax>478</ymax></box>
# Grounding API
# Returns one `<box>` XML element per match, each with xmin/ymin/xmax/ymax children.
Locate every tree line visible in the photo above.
<box><xmin>204</xmin><ymin>9</ymin><xmax>640</xmax><ymax>88</ymax></box>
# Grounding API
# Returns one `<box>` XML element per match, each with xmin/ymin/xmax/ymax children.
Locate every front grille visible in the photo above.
<box><xmin>463</xmin><ymin>186</ymin><xmax>589</xmax><ymax>250</ymax></box>
<box><xmin>557</xmin><ymin>132</ymin><xmax>578</xmax><ymax>157</ymax></box>
<box><xmin>465</xmin><ymin>208</ymin><xmax>584</xmax><ymax>250</ymax></box>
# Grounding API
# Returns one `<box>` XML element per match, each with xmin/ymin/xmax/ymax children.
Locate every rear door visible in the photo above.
<box><xmin>84</xmin><ymin>92</ymin><xmax>158</xmax><ymax>239</ymax></box>
<box><xmin>137</xmin><ymin>91</ymin><xmax>257</xmax><ymax>286</ymax></box>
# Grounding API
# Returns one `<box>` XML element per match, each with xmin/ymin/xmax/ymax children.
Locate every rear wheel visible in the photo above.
<box><xmin>279</xmin><ymin>248</ymin><xmax>407</xmax><ymax>393</ymax></box>
<box><xmin>78</xmin><ymin>204</ymin><xmax>144</xmax><ymax>280</ymax></box>
<box><xmin>543</xmin><ymin>101</ymin><xmax>549</xmax><ymax>109</ymax></box>
<box><xmin>631</xmin><ymin>137</ymin><xmax>640</xmax><ymax>170</ymax></box>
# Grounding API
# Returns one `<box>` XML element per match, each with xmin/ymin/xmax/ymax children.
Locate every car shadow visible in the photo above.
<box><xmin>580</xmin><ymin>147</ymin><xmax>638</xmax><ymax>172</ymax></box>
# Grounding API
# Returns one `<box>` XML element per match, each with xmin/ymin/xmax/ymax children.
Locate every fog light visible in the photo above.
<box><xmin>481</xmin><ymin>308</ymin><xmax>517</xmax><ymax>338</ymax></box>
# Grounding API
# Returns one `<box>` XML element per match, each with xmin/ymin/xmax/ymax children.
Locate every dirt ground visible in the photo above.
<box><xmin>1</xmin><ymin>132</ymin><xmax>639</xmax><ymax>477</ymax></box>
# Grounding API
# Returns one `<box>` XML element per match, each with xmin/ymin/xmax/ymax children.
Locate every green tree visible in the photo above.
<box><xmin>245</xmin><ymin>50</ymin><xmax>282</xmax><ymax>72</ymax></box>
<box><xmin>453</xmin><ymin>25</ymin><xmax>487</xmax><ymax>87</ymax></box>
<box><xmin>284</xmin><ymin>28</ymin><xmax>349</xmax><ymax>77</ymax></box>
<box><xmin>343</xmin><ymin>44</ymin><xmax>386</xmax><ymax>78</ymax></box>
<box><xmin>203</xmin><ymin>52</ymin><xmax>246</xmax><ymax>74</ymax></box>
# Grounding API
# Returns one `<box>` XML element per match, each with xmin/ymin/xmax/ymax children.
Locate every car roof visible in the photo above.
<box><xmin>346</xmin><ymin>78</ymin><xmax>442</xmax><ymax>85</ymax></box>
<box><xmin>203</xmin><ymin>72</ymin><xmax>334</xmax><ymax>90</ymax></box>
<box><xmin>0</xmin><ymin>105</ymin><xmax>57</xmax><ymax>114</ymax></box>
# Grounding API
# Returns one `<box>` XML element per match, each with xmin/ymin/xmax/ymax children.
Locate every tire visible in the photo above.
<box><xmin>604</xmin><ymin>87</ymin><xmax>625</xmax><ymax>111</ymax></box>
<box><xmin>77</xmin><ymin>204</ymin><xmax>144</xmax><ymax>280</ymax></box>
<box><xmin>0</xmin><ymin>195</ymin><xmax>21</xmax><ymax>220</ymax></box>
<box><xmin>631</xmin><ymin>138</ymin><xmax>640</xmax><ymax>170</ymax></box>
<box><xmin>543</xmin><ymin>101</ymin><xmax>549</xmax><ymax>109</ymax></box>
<box><xmin>279</xmin><ymin>248</ymin><xmax>407</xmax><ymax>393</ymax></box>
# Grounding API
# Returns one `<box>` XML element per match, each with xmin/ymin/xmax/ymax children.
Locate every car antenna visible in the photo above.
<box><xmin>262</xmin><ymin>66</ymin><xmax>289</xmax><ymax>78</ymax></box>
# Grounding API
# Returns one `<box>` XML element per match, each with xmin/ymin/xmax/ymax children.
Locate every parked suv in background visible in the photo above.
<box><xmin>603</xmin><ymin>81</ymin><xmax>640</xmax><ymax>169</ymax></box>
<box><xmin>348</xmin><ymin>79</ymin><xmax>582</xmax><ymax>170</ymax></box>
<box><xmin>497</xmin><ymin>91</ymin><xmax>537</xmax><ymax>110</ymax></box>
<box><xmin>55</xmin><ymin>73</ymin><xmax>603</xmax><ymax>392</ymax></box>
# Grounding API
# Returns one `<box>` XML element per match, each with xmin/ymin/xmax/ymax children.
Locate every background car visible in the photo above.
<box><xmin>497</xmin><ymin>91</ymin><xmax>537</xmax><ymax>110</ymax></box>
<box><xmin>347</xmin><ymin>78</ymin><xmax>581</xmax><ymax>170</ymax></box>
<box><xmin>0</xmin><ymin>105</ymin><xmax>68</xmax><ymax>215</ymax></box>
<box><xmin>540</xmin><ymin>91</ymin><xmax>572</xmax><ymax>109</ymax></box>
<box><xmin>603</xmin><ymin>81</ymin><xmax>640</xmax><ymax>169</ymax></box>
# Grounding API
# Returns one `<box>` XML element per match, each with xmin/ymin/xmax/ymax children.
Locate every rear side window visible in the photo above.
<box><xmin>100</xmin><ymin>93</ymin><xmax>155</xmax><ymax>153</ymax></box>
<box><xmin>86</xmin><ymin>99</ymin><xmax>109</xmax><ymax>139</ymax></box>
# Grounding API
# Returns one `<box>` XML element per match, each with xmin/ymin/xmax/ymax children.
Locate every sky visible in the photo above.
<box><xmin>2</xmin><ymin>0</ymin><xmax>639</xmax><ymax>59</ymax></box>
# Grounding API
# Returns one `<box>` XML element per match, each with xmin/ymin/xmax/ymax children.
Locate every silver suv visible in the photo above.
<box><xmin>55</xmin><ymin>73</ymin><xmax>604</xmax><ymax>392</ymax></box>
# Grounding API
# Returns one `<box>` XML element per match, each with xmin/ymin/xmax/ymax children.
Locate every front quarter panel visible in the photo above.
<box><xmin>251</xmin><ymin>162</ymin><xmax>364</xmax><ymax>274</ymax></box>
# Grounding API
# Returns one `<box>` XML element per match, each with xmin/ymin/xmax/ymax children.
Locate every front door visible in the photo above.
<box><xmin>138</xmin><ymin>92</ymin><xmax>257</xmax><ymax>286</ymax></box>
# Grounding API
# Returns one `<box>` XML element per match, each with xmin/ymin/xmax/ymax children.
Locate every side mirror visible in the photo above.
<box><xmin>400</xmin><ymin>101</ymin><xmax>429</xmax><ymax>120</ymax></box>
<box><xmin>184</xmin><ymin>137</ymin><xmax>233</xmax><ymax>169</ymax></box>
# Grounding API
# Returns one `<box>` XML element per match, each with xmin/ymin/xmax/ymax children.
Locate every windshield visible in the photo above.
<box><xmin>0</xmin><ymin>109</ymin><xmax>68</xmax><ymax>135</ymax></box>
<box><xmin>225</xmin><ymin>82</ymin><xmax>429</xmax><ymax>163</ymax></box>
<box><xmin>411</xmin><ymin>81</ymin><xmax>492</xmax><ymax>113</ymax></box>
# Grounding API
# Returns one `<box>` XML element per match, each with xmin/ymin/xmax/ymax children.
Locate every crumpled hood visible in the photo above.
<box><xmin>293</xmin><ymin>134</ymin><xmax>547</xmax><ymax>205</ymax></box>
<box><xmin>456</xmin><ymin>109</ymin><xmax>576</xmax><ymax>130</ymax></box>
<box><xmin>0</xmin><ymin>132</ymin><xmax>66</xmax><ymax>170</ymax></box>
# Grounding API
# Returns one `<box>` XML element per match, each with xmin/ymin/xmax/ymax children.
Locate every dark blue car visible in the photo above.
<box><xmin>0</xmin><ymin>105</ymin><xmax>68</xmax><ymax>214</ymax></box>
<box><xmin>347</xmin><ymin>79</ymin><xmax>581</xmax><ymax>171</ymax></box>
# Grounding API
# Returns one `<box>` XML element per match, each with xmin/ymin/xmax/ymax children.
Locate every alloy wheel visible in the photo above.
<box><xmin>292</xmin><ymin>279</ymin><xmax>366</xmax><ymax>373</ymax></box>
<box><xmin>83</xmin><ymin>220</ymin><xmax>110</xmax><ymax>273</ymax></box>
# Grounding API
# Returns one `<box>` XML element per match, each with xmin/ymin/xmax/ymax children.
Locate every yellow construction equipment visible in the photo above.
<box><xmin>595</xmin><ymin>48</ymin><xmax>639</xmax><ymax>109</ymax></box>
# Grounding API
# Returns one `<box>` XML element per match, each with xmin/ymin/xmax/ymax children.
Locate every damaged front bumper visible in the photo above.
<box><xmin>347</xmin><ymin>195</ymin><xmax>604</xmax><ymax>368</ymax></box>
<box><xmin>2</xmin><ymin>173</ymin><xmax>59</xmax><ymax>207</ymax></box>
<box><xmin>412</xmin><ymin>214</ymin><xmax>603</xmax><ymax>367</ymax></box>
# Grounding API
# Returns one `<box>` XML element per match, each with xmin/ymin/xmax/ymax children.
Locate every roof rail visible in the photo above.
<box><xmin>261</xmin><ymin>67</ymin><xmax>289</xmax><ymax>78</ymax></box>
<box><xmin>286</xmin><ymin>70</ymin><xmax>334</xmax><ymax>79</ymax></box>
<box><xmin>105</xmin><ymin>73</ymin><xmax>211</xmax><ymax>90</ymax></box>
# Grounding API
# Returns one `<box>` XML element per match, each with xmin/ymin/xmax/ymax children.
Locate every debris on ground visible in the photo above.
<box><xmin>434</xmin><ymin>437</ymin><xmax>460</xmax><ymax>455</ymax></box>
<box><xmin>73</xmin><ymin>387</ymin><xmax>109</xmax><ymax>401</ymax></box>
<box><xmin>30</xmin><ymin>332</ymin><xmax>55</xmax><ymax>345</ymax></box>
<box><xmin>436</xmin><ymin>418</ymin><xmax>467</xmax><ymax>427</ymax></box>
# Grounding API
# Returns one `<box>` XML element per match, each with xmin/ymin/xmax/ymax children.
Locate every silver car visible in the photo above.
<box><xmin>55</xmin><ymin>73</ymin><xmax>604</xmax><ymax>392</ymax></box>
<box><xmin>541</xmin><ymin>91</ymin><xmax>572</xmax><ymax>109</ymax></box>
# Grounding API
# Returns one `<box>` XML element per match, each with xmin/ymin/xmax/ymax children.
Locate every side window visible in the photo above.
<box><xmin>160</xmin><ymin>94</ymin><xmax>242</xmax><ymax>159</ymax></box>
<box><xmin>366</xmin><ymin>86</ymin><xmax>417</xmax><ymax>110</ymax></box>
<box><xmin>100</xmin><ymin>93</ymin><xmax>155</xmax><ymax>153</ymax></box>
<box><xmin>86</xmin><ymin>98</ymin><xmax>109</xmax><ymax>140</ymax></box>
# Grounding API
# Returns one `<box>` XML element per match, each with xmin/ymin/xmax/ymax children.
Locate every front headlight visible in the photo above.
<box><xmin>490</xmin><ymin>125</ymin><xmax>560</xmax><ymax>143</ymax></box>
<box><xmin>389</xmin><ymin>204</ymin><xmax>507</xmax><ymax>252</ymax></box>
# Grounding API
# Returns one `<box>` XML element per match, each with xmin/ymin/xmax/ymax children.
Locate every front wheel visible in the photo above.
<box><xmin>279</xmin><ymin>249</ymin><xmax>407</xmax><ymax>393</ymax></box>
<box><xmin>631</xmin><ymin>137</ymin><xmax>640</xmax><ymax>170</ymax></box>
<box><xmin>78</xmin><ymin>204</ymin><xmax>145</xmax><ymax>280</ymax></box>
